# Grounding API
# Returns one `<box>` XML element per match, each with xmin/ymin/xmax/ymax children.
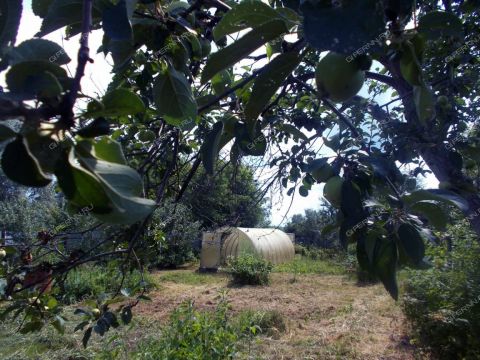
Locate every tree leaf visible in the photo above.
<box><xmin>396</xmin><ymin>223</ymin><xmax>425</xmax><ymax>266</ymax></box>
<box><xmin>102</xmin><ymin>0</ymin><xmax>133</xmax><ymax>41</ymax></box>
<box><xmin>0</xmin><ymin>125</ymin><xmax>17</xmax><ymax>142</ymax></box>
<box><xmin>120</xmin><ymin>306</ymin><xmax>132</xmax><ymax>325</ymax></box>
<box><xmin>278</xmin><ymin>123</ymin><xmax>308</xmax><ymax>142</ymax></box>
<box><xmin>300</xmin><ymin>0</ymin><xmax>385</xmax><ymax>53</ymax></box>
<box><xmin>55</xmin><ymin>149</ymin><xmax>113</xmax><ymax>212</ymax></box>
<box><xmin>374</xmin><ymin>238</ymin><xmax>398</xmax><ymax>300</ymax></box>
<box><xmin>8</xmin><ymin>39</ymin><xmax>71</xmax><ymax>65</ymax></box>
<box><xmin>6</xmin><ymin>60</ymin><xmax>67</xmax><ymax>100</ymax></box>
<box><xmin>213</xmin><ymin>0</ymin><xmax>282</xmax><ymax>40</ymax></box>
<box><xmin>20</xmin><ymin>320</ymin><xmax>44</xmax><ymax>334</ymax></box>
<box><xmin>410</xmin><ymin>200</ymin><xmax>447</xmax><ymax>231</ymax></box>
<box><xmin>402</xmin><ymin>189</ymin><xmax>469</xmax><ymax>212</ymax></box>
<box><xmin>32</xmin><ymin>0</ymin><xmax>53</xmax><ymax>18</ymax></box>
<box><xmin>82</xmin><ymin>327</ymin><xmax>93</xmax><ymax>348</ymax></box>
<box><xmin>413</xmin><ymin>85</ymin><xmax>435</xmax><ymax>125</ymax></box>
<box><xmin>1</xmin><ymin>137</ymin><xmax>51</xmax><ymax>187</ymax></box>
<box><xmin>201</xmin><ymin>20</ymin><xmax>289</xmax><ymax>84</ymax></box>
<box><xmin>90</xmin><ymin>88</ymin><xmax>146</xmax><ymax>117</ymax></box>
<box><xmin>0</xmin><ymin>0</ymin><xmax>22</xmax><ymax>50</ymax></box>
<box><xmin>201</xmin><ymin>121</ymin><xmax>224</xmax><ymax>174</ymax></box>
<box><xmin>418</xmin><ymin>11</ymin><xmax>463</xmax><ymax>40</ymax></box>
<box><xmin>245</xmin><ymin>51</ymin><xmax>302</xmax><ymax>121</ymax></box>
<box><xmin>37</xmin><ymin>0</ymin><xmax>102</xmax><ymax>37</ymax></box>
<box><xmin>153</xmin><ymin>67</ymin><xmax>197</xmax><ymax>125</ymax></box>
<box><xmin>92</xmin><ymin>137</ymin><xmax>127</xmax><ymax>165</ymax></box>
<box><xmin>51</xmin><ymin>315</ymin><xmax>66</xmax><ymax>334</ymax></box>
<box><xmin>76</xmin><ymin>153</ymin><xmax>156</xmax><ymax>224</ymax></box>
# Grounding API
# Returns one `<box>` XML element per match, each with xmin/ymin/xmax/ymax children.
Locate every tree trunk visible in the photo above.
<box><xmin>383</xmin><ymin>58</ymin><xmax>480</xmax><ymax>238</ymax></box>
<box><xmin>420</xmin><ymin>145</ymin><xmax>480</xmax><ymax>238</ymax></box>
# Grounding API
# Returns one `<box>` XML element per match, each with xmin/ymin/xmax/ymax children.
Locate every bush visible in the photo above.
<box><xmin>402</xmin><ymin>220</ymin><xmax>480</xmax><ymax>359</ymax></box>
<box><xmin>234</xmin><ymin>309</ymin><xmax>286</xmax><ymax>337</ymax></box>
<box><xmin>141</xmin><ymin>202</ymin><xmax>201</xmax><ymax>269</ymax></box>
<box><xmin>226</xmin><ymin>253</ymin><xmax>272</xmax><ymax>285</ymax></box>
<box><xmin>133</xmin><ymin>297</ymin><xmax>238</xmax><ymax>360</ymax></box>
<box><xmin>61</xmin><ymin>264</ymin><xmax>155</xmax><ymax>304</ymax></box>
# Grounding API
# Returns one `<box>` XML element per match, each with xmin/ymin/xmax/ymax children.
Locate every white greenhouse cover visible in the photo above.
<box><xmin>200</xmin><ymin>227</ymin><xmax>295</xmax><ymax>270</ymax></box>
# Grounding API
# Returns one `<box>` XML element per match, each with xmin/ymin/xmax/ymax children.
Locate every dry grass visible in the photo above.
<box><xmin>136</xmin><ymin>270</ymin><xmax>417</xmax><ymax>359</ymax></box>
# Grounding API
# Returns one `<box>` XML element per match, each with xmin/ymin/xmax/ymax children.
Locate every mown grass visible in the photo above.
<box><xmin>156</xmin><ymin>270</ymin><xmax>227</xmax><ymax>285</ymax></box>
<box><xmin>274</xmin><ymin>255</ymin><xmax>348</xmax><ymax>275</ymax></box>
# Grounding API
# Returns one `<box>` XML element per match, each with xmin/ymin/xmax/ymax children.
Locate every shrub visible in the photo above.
<box><xmin>402</xmin><ymin>220</ymin><xmax>480</xmax><ymax>359</ymax></box>
<box><xmin>234</xmin><ymin>309</ymin><xmax>286</xmax><ymax>337</ymax></box>
<box><xmin>226</xmin><ymin>253</ymin><xmax>272</xmax><ymax>285</ymax></box>
<box><xmin>132</xmin><ymin>297</ymin><xmax>238</xmax><ymax>360</ymax></box>
<box><xmin>141</xmin><ymin>202</ymin><xmax>201</xmax><ymax>269</ymax></box>
<box><xmin>61</xmin><ymin>264</ymin><xmax>155</xmax><ymax>304</ymax></box>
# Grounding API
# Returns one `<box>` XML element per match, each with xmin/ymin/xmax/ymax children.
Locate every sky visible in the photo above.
<box><xmin>11</xmin><ymin>1</ymin><xmax>439</xmax><ymax>226</ymax></box>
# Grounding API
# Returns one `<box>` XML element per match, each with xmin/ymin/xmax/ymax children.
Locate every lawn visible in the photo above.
<box><xmin>0</xmin><ymin>257</ymin><xmax>420</xmax><ymax>359</ymax></box>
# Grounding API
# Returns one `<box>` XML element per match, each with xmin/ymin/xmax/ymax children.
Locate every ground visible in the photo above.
<box><xmin>0</xmin><ymin>262</ymin><xmax>422</xmax><ymax>360</ymax></box>
<box><xmin>137</xmin><ymin>268</ymin><xmax>417</xmax><ymax>360</ymax></box>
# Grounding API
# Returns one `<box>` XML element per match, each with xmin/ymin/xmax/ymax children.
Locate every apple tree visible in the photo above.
<box><xmin>0</xmin><ymin>0</ymin><xmax>479</xmax><ymax>343</ymax></box>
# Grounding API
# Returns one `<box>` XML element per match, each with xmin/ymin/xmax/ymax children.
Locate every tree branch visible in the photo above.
<box><xmin>365</xmin><ymin>71</ymin><xmax>397</xmax><ymax>88</ymax></box>
<box><xmin>60</xmin><ymin>0</ymin><xmax>93</xmax><ymax>129</ymax></box>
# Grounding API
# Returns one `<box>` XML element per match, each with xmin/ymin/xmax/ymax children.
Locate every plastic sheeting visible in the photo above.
<box><xmin>200</xmin><ymin>227</ymin><xmax>295</xmax><ymax>270</ymax></box>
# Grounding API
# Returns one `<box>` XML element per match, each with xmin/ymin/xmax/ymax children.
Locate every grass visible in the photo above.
<box><xmin>156</xmin><ymin>270</ymin><xmax>226</xmax><ymax>285</ymax></box>
<box><xmin>274</xmin><ymin>255</ymin><xmax>348</xmax><ymax>275</ymax></box>
<box><xmin>62</xmin><ymin>264</ymin><xmax>157</xmax><ymax>304</ymax></box>
<box><xmin>0</xmin><ymin>259</ymin><xmax>415</xmax><ymax>360</ymax></box>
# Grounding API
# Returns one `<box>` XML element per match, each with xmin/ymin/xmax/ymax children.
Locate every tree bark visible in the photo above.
<box><xmin>382</xmin><ymin>58</ymin><xmax>480</xmax><ymax>239</ymax></box>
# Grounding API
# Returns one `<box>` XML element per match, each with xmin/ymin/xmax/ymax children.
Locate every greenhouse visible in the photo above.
<box><xmin>200</xmin><ymin>227</ymin><xmax>295</xmax><ymax>271</ymax></box>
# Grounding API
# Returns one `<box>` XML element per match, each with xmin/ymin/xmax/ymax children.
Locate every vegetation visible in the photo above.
<box><xmin>133</xmin><ymin>297</ymin><xmax>239</xmax><ymax>360</ymax></box>
<box><xmin>62</xmin><ymin>265</ymin><xmax>156</xmax><ymax>304</ymax></box>
<box><xmin>402</xmin><ymin>220</ymin><xmax>480</xmax><ymax>358</ymax></box>
<box><xmin>227</xmin><ymin>253</ymin><xmax>273</xmax><ymax>285</ymax></box>
<box><xmin>0</xmin><ymin>0</ymin><xmax>480</xmax><ymax>355</ymax></box>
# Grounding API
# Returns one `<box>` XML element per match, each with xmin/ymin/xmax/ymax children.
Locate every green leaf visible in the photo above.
<box><xmin>211</xmin><ymin>70</ymin><xmax>233</xmax><ymax>95</ymax></box>
<box><xmin>55</xmin><ymin>149</ymin><xmax>113</xmax><ymax>212</ymax></box>
<box><xmin>413</xmin><ymin>85</ymin><xmax>435</xmax><ymax>125</ymax></box>
<box><xmin>120</xmin><ymin>306</ymin><xmax>132</xmax><ymax>325</ymax></box>
<box><xmin>32</xmin><ymin>0</ymin><xmax>53</xmax><ymax>18</ymax></box>
<box><xmin>235</xmin><ymin>122</ymin><xmax>267</xmax><ymax>156</ymax></box>
<box><xmin>51</xmin><ymin>315</ymin><xmax>66</xmax><ymax>334</ymax></box>
<box><xmin>1</xmin><ymin>137</ymin><xmax>51</xmax><ymax>187</ymax></box>
<box><xmin>201</xmin><ymin>20</ymin><xmax>289</xmax><ymax>84</ymax></box>
<box><xmin>299</xmin><ymin>186</ymin><xmax>309</xmax><ymax>197</ymax></box>
<box><xmin>8</xmin><ymin>39</ymin><xmax>71</xmax><ymax>65</ymax></box>
<box><xmin>374</xmin><ymin>238</ymin><xmax>398</xmax><ymax>300</ymax></box>
<box><xmin>153</xmin><ymin>67</ymin><xmax>197</xmax><ymax>125</ymax></box>
<box><xmin>82</xmin><ymin>327</ymin><xmax>93</xmax><ymax>348</ymax></box>
<box><xmin>400</xmin><ymin>41</ymin><xmax>422</xmax><ymax>86</ymax></box>
<box><xmin>245</xmin><ymin>51</ymin><xmax>302</xmax><ymax>121</ymax></box>
<box><xmin>6</xmin><ymin>60</ymin><xmax>67</xmax><ymax>100</ymax></box>
<box><xmin>213</xmin><ymin>0</ymin><xmax>282</xmax><ymax>40</ymax></box>
<box><xmin>300</xmin><ymin>0</ymin><xmax>385</xmax><ymax>53</ymax></box>
<box><xmin>100</xmin><ymin>88</ymin><xmax>145</xmax><ymax>117</ymax></box>
<box><xmin>201</xmin><ymin>121</ymin><xmax>224</xmax><ymax>174</ymax></box>
<box><xmin>102</xmin><ymin>0</ymin><xmax>133</xmax><ymax>41</ymax></box>
<box><xmin>93</xmin><ymin>137</ymin><xmax>127</xmax><ymax>165</ymax></box>
<box><xmin>396</xmin><ymin>223</ymin><xmax>425</xmax><ymax>266</ymax></box>
<box><xmin>77</xmin><ymin>153</ymin><xmax>156</xmax><ymax>224</ymax></box>
<box><xmin>77</xmin><ymin>118</ymin><xmax>111</xmax><ymax>138</ymax></box>
<box><xmin>278</xmin><ymin>123</ymin><xmax>308</xmax><ymax>142</ymax></box>
<box><xmin>37</xmin><ymin>0</ymin><xmax>102</xmax><ymax>37</ymax></box>
<box><xmin>418</xmin><ymin>11</ymin><xmax>463</xmax><ymax>40</ymax></box>
<box><xmin>0</xmin><ymin>0</ymin><xmax>22</xmax><ymax>50</ymax></box>
<box><xmin>410</xmin><ymin>200</ymin><xmax>447</xmax><ymax>231</ymax></box>
<box><xmin>20</xmin><ymin>320</ymin><xmax>44</xmax><ymax>334</ymax></box>
<box><xmin>0</xmin><ymin>125</ymin><xmax>17</xmax><ymax>142</ymax></box>
<box><xmin>402</xmin><ymin>189</ymin><xmax>469</xmax><ymax>212</ymax></box>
